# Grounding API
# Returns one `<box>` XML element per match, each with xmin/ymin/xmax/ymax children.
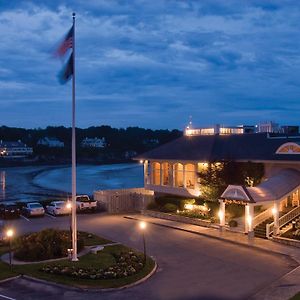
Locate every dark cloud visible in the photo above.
<box><xmin>0</xmin><ymin>1</ymin><xmax>300</xmax><ymax>129</ymax></box>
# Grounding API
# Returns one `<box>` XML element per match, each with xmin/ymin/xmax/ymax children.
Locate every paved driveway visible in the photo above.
<box><xmin>0</xmin><ymin>214</ymin><xmax>297</xmax><ymax>300</ymax></box>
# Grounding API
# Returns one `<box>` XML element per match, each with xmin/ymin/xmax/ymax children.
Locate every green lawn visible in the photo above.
<box><xmin>0</xmin><ymin>245</ymin><xmax>15</xmax><ymax>280</ymax></box>
<box><xmin>0</xmin><ymin>235</ymin><xmax>155</xmax><ymax>288</ymax></box>
<box><xmin>290</xmin><ymin>292</ymin><xmax>300</xmax><ymax>300</ymax></box>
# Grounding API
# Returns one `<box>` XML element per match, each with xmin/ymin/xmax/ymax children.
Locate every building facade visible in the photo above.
<box><xmin>0</xmin><ymin>140</ymin><xmax>33</xmax><ymax>158</ymax></box>
<box><xmin>81</xmin><ymin>137</ymin><xmax>106</xmax><ymax>148</ymax></box>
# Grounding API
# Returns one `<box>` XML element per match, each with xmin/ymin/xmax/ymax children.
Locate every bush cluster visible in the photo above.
<box><xmin>14</xmin><ymin>229</ymin><xmax>84</xmax><ymax>261</ymax></box>
<box><xmin>41</xmin><ymin>251</ymin><xmax>144</xmax><ymax>279</ymax></box>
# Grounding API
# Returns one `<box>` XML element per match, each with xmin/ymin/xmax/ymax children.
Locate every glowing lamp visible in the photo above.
<box><xmin>139</xmin><ymin>221</ymin><xmax>147</xmax><ymax>230</ymax></box>
<box><xmin>6</xmin><ymin>229</ymin><xmax>14</xmax><ymax>238</ymax></box>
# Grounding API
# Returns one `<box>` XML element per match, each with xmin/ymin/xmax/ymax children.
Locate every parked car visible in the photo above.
<box><xmin>46</xmin><ymin>201</ymin><xmax>71</xmax><ymax>216</ymax></box>
<box><xmin>22</xmin><ymin>202</ymin><xmax>45</xmax><ymax>217</ymax></box>
<box><xmin>0</xmin><ymin>202</ymin><xmax>21</xmax><ymax>219</ymax></box>
<box><xmin>76</xmin><ymin>195</ymin><xmax>97</xmax><ymax>212</ymax></box>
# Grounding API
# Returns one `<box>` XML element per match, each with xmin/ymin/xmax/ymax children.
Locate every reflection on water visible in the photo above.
<box><xmin>0</xmin><ymin>171</ymin><xmax>5</xmax><ymax>200</ymax></box>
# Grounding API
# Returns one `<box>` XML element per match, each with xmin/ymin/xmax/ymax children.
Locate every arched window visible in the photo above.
<box><xmin>152</xmin><ymin>162</ymin><xmax>161</xmax><ymax>185</ymax></box>
<box><xmin>162</xmin><ymin>162</ymin><xmax>170</xmax><ymax>186</ymax></box>
<box><xmin>174</xmin><ymin>163</ymin><xmax>184</xmax><ymax>187</ymax></box>
<box><xmin>185</xmin><ymin>164</ymin><xmax>195</xmax><ymax>188</ymax></box>
<box><xmin>276</xmin><ymin>142</ymin><xmax>300</xmax><ymax>154</ymax></box>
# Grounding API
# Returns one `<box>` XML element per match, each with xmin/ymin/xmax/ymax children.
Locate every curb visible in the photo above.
<box><xmin>123</xmin><ymin>216</ymin><xmax>299</xmax><ymax>263</ymax></box>
<box><xmin>0</xmin><ymin>275</ymin><xmax>22</xmax><ymax>284</ymax></box>
<box><xmin>19</xmin><ymin>260</ymin><xmax>157</xmax><ymax>293</ymax></box>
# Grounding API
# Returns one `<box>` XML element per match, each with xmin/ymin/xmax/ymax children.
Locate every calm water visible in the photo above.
<box><xmin>0</xmin><ymin>163</ymin><xmax>143</xmax><ymax>203</ymax></box>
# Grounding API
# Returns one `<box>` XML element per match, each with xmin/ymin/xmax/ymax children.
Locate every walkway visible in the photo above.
<box><xmin>125</xmin><ymin>214</ymin><xmax>300</xmax><ymax>300</ymax></box>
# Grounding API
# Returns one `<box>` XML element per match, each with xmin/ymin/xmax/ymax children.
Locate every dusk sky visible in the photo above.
<box><xmin>1</xmin><ymin>1</ymin><xmax>300</xmax><ymax>130</ymax></box>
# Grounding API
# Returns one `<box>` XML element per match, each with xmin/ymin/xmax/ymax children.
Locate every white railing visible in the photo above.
<box><xmin>253</xmin><ymin>207</ymin><xmax>272</xmax><ymax>228</ymax></box>
<box><xmin>266</xmin><ymin>205</ymin><xmax>300</xmax><ymax>239</ymax></box>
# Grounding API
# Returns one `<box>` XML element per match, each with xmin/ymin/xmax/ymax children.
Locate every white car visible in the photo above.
<box><xmin>76</xmin><ymin>195</ymin><xmax>97</xmax><ymax>212</ymax></box>
<box><xmin>46</xmin><ymin>201</ymin><xmax>71</xmax><ymax>216</ymax></box>
<box><xmin>22</xmin><ymin>202</ymin><xmax>45</xmax><ymax>217</ymax></box>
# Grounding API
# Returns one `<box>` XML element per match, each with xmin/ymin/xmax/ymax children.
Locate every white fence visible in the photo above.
<box><xmin>94</xmin><ymin>188</ymin><xmax>154</xmax><ymax>213</ymax></box>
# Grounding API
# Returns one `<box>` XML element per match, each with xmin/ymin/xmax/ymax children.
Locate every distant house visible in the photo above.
<box><xmin>37</xmin><ymin>137</ymin><xmax>64</xmax><ymax>148</ymax></box>
<box><xmin>0</xmin><ymin>140</ymin><xmax>33</xmax><ymax>157</ymax></box>
<box><xmin>81</xmin><ymin>137</ymin><xmax>106</xmax><ymax>148</ymax></box>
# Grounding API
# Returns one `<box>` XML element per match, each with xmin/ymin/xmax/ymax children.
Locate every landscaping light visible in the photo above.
<box><xmin>139</xmin><ymin>160</ymin><xmax>144</xmax><ymax>164</ymax></box>
<box><xmin>139</xmin><ymin>221</ymin><xmax>147</xmax><ymax>265</ymax></box>
<box><xmin>66</xmin><ymin>202</ymin><xmax>72</xmax><ymax>210</ymax></box>
<box><xmin>139</xmin><ymin>221</ymin><xmax>147</xmax><ymax>230</ymax></box>
<box><xmin>184</xmin><ymin>204</ymin><xmax>194</xmax><ymax>210</ymax></box>
<box><xmin>6</xmin><ymin>228</ymin><xmax>14</xmax><ymax>270</ymax></box>
<box><xmin>6</xmin><ymin>229</ymin><xmax>14</xmax><ymax>238</ymax></box>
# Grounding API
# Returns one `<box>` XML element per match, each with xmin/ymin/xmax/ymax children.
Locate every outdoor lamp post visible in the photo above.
<box><xmin>66</xmin><ymin>200</ymin><xmax>72</xmax><ymax>258</ymax></box>
<box><xmin>139</xmin><ymin>221</ymin><xmax>147</xmax><ymax>265</ymax></box>
<box><xmin>6</xmin><ymin>228</ymin><xmax>14</xmax><ymax>270</ymax></box>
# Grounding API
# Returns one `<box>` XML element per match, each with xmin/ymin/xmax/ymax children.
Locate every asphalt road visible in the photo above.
<box><xmin>0</xmin><ymin>213</ymin><xmax>297</xmax><ymax>300</ymax></box>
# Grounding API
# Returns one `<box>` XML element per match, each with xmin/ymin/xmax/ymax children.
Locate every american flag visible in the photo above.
<box><xmin>55</xmin><ymin>25</ymin><xmax>73</xmax><ymax>57</ymax></box>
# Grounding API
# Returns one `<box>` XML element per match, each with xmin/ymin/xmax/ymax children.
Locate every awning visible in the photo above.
<box><xmin>221</xmin><ymin>169</ymin><xmax>300</xmax><ymax>204</ymax></box>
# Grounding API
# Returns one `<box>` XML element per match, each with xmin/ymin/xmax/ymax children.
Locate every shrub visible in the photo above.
<box><xmin>228</xmin><ymin>220</ymin><xmax>238</xmax><ymax>227</ymax></box>
<box><xmin>163</xmin><ymin>203</ymin><xmax>178</xmax><ymax>213</ymax></box>
<box><xmin>293</xmin><ymin>229</ymin><xmax>300</xmax><ymax>239</ymax></box>
<box><xmin>41</xmin><ymin>250</ymin><xmax>145</xmax><ymax>280</ymax></box>
<box><xmin>13</xmin><ymin>229</ymin><xmax>84</xmax><ymax>262</ymax></box>
<box><xmin>146</xmin><ymin>201</ymin><xmax>158</xmax><ymax>210</ymax></box>
<box><xmin>179</xmin><ymin>199</ymin><xmax>195</xmax><ymax>210</ymax></box>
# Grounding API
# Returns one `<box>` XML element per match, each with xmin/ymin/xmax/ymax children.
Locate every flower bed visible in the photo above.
<box><xmin>40</xmin><ymin>250</ymin><xmax>145</xmax><ymax>280</ymax></box>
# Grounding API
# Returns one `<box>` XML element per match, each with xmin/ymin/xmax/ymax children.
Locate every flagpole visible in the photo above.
<box><xmin>71</xmin><ymin>12</ymin><xmax>78</xmax><ymax>262</ymax></box>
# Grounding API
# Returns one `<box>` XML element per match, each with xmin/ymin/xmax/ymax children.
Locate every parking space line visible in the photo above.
<box><xmin>20</xmin><ymin>215</ymin><xmax>30</xmax><ymax>222</ymax></box>
<box><xmin>0</xmin><ymin>294</ymin><xmax>16</xmax><ymax>300</ymax></box>
<box><xmin>45</xmin><ymin>213</ymin><xmax>56</xmax><ymax>219</ymax></box>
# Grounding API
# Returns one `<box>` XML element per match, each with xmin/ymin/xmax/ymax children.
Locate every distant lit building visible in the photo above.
<box><xmin>37</xmin><ymin>137</ymin><xmax>64</xmax><ymax>148</ymax></box>
<box><xmin>0</xmin><ymin>140</ymin><xmax>33</xmax><ymax>158</ymax></box>
<box><xmin>81</xmin><ymin>137</ymin><xmax>106</xmax><ymax>148</ymax></box>
<box><xmin>185</xmin><ymin>124</ymin><xmax>255</xmax><ymax>136</ymax></box>
<box><xmin>257</xmin><ymin>121</ymin><xmax>280</xmax><ymax>133</ymax></box>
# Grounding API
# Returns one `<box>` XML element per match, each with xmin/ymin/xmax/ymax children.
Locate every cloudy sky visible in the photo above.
<box><xmin>0</xmin><ymin>1</ymin><xmax>300</xmax><ymax>130</ymax></box>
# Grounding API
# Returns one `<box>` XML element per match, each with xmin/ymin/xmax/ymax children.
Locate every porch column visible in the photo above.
<box><xmin>160</xmin><ymin>163</ymin><xmax>163</xmax><ymax>186</ymax></box>
<box><xmin>245</xmin><ymin>204</ymin><xmax>254</xmax><ymax>237</ymax></box>
<box><xmin>273</xmin><ymin>202</ymin><xmax>280</xmax><ymax>235</ymax></box>
<box><xmin>149</xmin><ymin>162</ymin><xmax>152</xmax><ymax>185</ymax></box>
<box><xmin>219</xmin><ymin>200</ymin><xmax>226</xmax><ymax>227</ymax></box>
<box><xmin>169</xmin><ymin>163</ymin><xmax>173</xmax><ymax>187</ymax></box>
<box><xmin>298</xmin><ymin>189</ymin><xmax>300</xmax><ymax>206</ymax></box>
<box><xmin>183</xmin><ymin>164</ymin><xmax>187</xmax><ymax>188</ymax></box>
<box><xmin>172</xmin><ymin>163</ymin><xmax>176</xmax><ymax>187</ymax></box>
<box><xmin>143</xmin><ymin>160</ymin><xmax>148</xmax><ymax>186</ymax></box>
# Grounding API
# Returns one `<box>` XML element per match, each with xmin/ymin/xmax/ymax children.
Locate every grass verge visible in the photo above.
<box><xmin>290</xmin><ymin>292</ymin><xmax>300</xmax><ymax>300</ymax></box>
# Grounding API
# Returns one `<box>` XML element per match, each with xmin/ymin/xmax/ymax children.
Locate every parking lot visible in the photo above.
<box><xmin>0</xmin><ymin>213</ymin><xmax>298</xmax><ymax>300</ymax></box>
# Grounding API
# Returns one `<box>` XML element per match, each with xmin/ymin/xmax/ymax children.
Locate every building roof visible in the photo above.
<box><xmin>136</xmin><ymin>133</ymin><xmax>300</xmax><ymax>162</ymax></box>
<box><xmin>247</xmin><ymin>169</ymin><xmax>300</xmax><ymax>203</ymax></box>
<box><xmin>221</xmin><ymin>169</ymin><xmax>300</xmax><ymax>203</ymax></box>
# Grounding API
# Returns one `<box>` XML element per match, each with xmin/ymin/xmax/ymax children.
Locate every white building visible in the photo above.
<box><xmin>81</xmin><ymin>137</ymin><xmax>106</xmax><ymax>148</ymax></box>
<box><xmin>37</xmin><ymin>137</ymin><xmax>64</xmax><ymax>148</ymax></box>
<box><xmin>0</xmin><ymin>140</ymin><xmax>33</xmax><ymax>157</ymax></box>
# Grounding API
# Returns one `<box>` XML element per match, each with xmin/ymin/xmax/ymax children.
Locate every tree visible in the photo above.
<box><xmin>198</xmin><ymin>161</ymin><xmax>264</xmax><ymax>201</ymax></box>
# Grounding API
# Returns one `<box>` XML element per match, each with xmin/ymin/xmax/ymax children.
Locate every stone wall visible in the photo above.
<box><xmin>272</xmin><ymin>236</ymin><xmax>300</xmax><ymax>248</ymax></box>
